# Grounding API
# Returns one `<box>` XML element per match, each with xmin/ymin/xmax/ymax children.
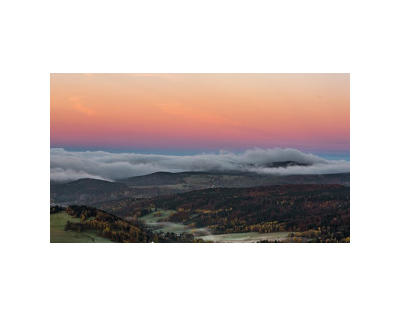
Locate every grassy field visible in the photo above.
<box><xmin>50</xmin><ymin>211</ymin><xmax>112</xmax><ymax>243</ymax></box>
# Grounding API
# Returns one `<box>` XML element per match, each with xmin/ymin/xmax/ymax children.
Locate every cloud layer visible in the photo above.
<box><xmin>50</xmin><ymin>148</ymin><xmax>350</xmax><ymax>182</ymax></box>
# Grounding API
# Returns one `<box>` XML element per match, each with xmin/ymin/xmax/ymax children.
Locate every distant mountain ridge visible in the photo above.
<box><xmin>51</xmin><ymin>170</ymin><xmax>350</xmax><ymax>206</ymax></box>
<box><xmin>118</xmin><ymin>170</ymin><xmax>349</xmax><ymax>186</ymax></box>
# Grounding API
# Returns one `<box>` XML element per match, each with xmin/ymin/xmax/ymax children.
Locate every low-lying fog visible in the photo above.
<box><xmin>51</xmin><ymin>147</ymin><xmax>350</xmax><ymax>182</ymax></box>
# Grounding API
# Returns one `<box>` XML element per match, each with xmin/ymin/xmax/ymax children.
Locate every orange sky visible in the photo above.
<box><xmin>50</xmin><ymin>73</ymin><xmax>349</xmax><ymax>155</ymax></box>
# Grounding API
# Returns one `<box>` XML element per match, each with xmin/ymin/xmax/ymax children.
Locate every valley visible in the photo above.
<box><xmin>50</xmin><ymin>178</ymin><xmax>350</xmax><ymax>243</ymax></box>
<box><xmin>137</xmin><ymin>209</ymin><xmax>290</xmax><ymax>242</ymax></box>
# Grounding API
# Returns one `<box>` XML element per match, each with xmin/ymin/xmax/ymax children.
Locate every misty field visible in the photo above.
<box><xmin>139</xmin><ymin>209</ymin><xmax>290</xmax><ymax>242</ymax></box>
<box><xmin>199</xmin><ymin>231</ymin><xmax>289</xmax><ymax>243</ymax></box>
<box><xmin>139</xmin><ymin>210</ymin><xmax>189</xmax><ymax>234</ymax></box>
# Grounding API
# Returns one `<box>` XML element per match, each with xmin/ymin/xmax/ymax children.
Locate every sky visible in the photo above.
<box><xmin>50</xmin><ymin>73</ymin><xmax>349</xmax><ymax>158</ymax></box>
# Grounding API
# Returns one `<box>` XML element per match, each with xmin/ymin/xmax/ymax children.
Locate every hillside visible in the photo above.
<box><xmin>50</xmin><ymin>178</ymin><xmax>131</xmax><ymax>204</ymax></box>
<box><xmin>50</xmin><ymin>205</ymin><xmax>201</xmax><ymax>243</ymax></box>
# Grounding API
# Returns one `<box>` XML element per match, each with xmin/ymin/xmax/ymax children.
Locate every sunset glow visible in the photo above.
<box><xmin>50</xmin><ymin>73</ymin><xmax>349</xmax><ymax>155</ymax></box>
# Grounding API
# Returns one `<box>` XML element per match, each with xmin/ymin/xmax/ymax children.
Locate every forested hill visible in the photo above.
<box><xmin>50</xmin><ymin>205</ymin><xmax>201</xmax><ymax>243</ymax></box>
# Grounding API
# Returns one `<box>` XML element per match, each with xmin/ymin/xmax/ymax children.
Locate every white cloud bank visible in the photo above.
<box><xmin>50</xmin><ymin>148</ymin><xmax>350</xmax><ymax>182</ymax></box>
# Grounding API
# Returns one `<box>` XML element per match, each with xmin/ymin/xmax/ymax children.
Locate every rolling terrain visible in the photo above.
<box><xmin>50</xmin><ymin>168</ymin><xmax>350</xmax><ymax>243</ymax></box>
<box><xmin>51</xmin><ymin>182</ymin><xmax>350</xmax><ymax>242</ymax></box>
<box><xmin>51</xmin><ymin>170</ymin><xmax>350</xmax><ymax>206</ymax></box>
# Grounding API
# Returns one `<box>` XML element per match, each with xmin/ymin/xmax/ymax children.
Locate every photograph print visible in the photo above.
<box><xmin>50</xmin><ymin>73</ymin><xmax>350</xmax><ymax>243</ymax></box>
